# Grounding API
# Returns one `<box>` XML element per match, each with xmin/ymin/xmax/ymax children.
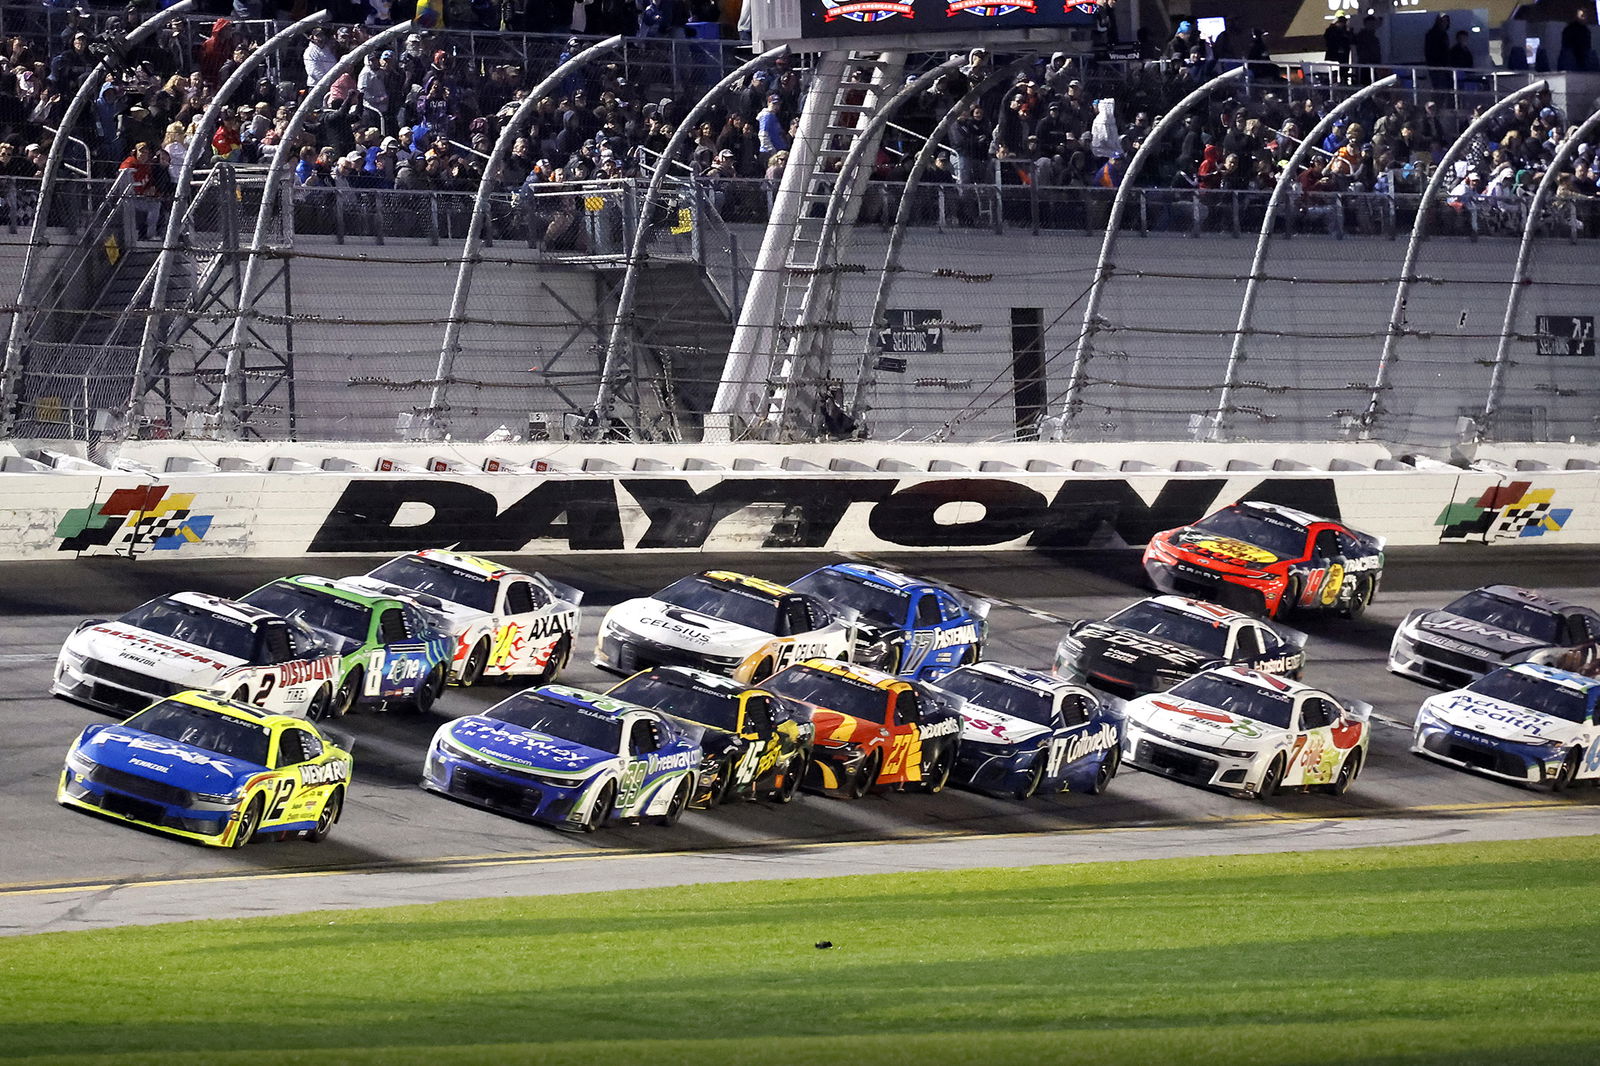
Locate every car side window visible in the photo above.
<box><xmin>1313</xmin><ymin>529</ymin><xmax>1341</xmax><ymax>560</ymax></box>
<box><xmin>1232</xmin><ymin>626</ymin><xmax>1264</xmax><ymax>658</ymax></box>
<box><xmin>377</xmin><ymin>607</ymin><xmax>407</xmax><ymax>643</ymax></box>
<box><xmin>744</xmin><ymin>695</ymin><xmax>773</xmax><ymax>734</ymax></box>
<box><xmin>1337</xmin><ymin>532</ymin><xmax>1364</xmax><ymax>556</ymax></box>
<box><xmin>802</xmin><ymin>596</ymin><xmax>831</xmax><ymax>631</ymax></box>
<box><xmin>301</xmin><ymin>730</ymin><xmax>324</xmax><ymax>760</ymax></box>
<box><xmin>259</xmin><ymin>623</ymin><xmax>294</xmax><ymax>665</ymax></box>
<box><xmin>895</xmin><ymin>688</ymin><xmax>921</xmax><ymax>726</ymax></box>
<box><xmin>503</xmin><ymin>581</ymin><xmax>536</xmax><ymax>615</ymax></box>
<box><xmin>276</xmin><ymin>729</ymin><xmax>309</xmax><ymax>767</ymax></box>
<box><xmin>1299</xmin><ymin>697</ymin><xmax>1336</xmax><ymax>730</ymax></box>
<box><xmin>627</xmin><ymin>719</ymin><xmax>660</xmax><ymax>756</ymax></box>
<box><xmin>914</xmin><ymin>595</ymin><xmax>941</xmax><ymax>628</ymax></box>
<box><xmin>1060</xmin><ymin>693</ymin><xmax>1092</xmax><ymax>727</ymax></box>
<box><xmin>937</xmin><ymin>592</ymin><xmax>965</xmax><ymax>623</ymax></box>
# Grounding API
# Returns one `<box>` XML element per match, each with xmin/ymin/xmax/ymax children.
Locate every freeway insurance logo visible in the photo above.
<box><xmin>56</xmin><ymin>484</ymin><xmax>214</xmax><ymax>556</ymax></box>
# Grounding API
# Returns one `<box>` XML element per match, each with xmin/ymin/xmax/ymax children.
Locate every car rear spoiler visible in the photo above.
<box><xmin>545</xmin><ymin>576</ymin><xmax>585</xmax><ymax>608</ymax></box>
<box><xmin>1340</xmin><ymin>698</ymin><xmax>1373</xmax><ymax>723</ymax></box>
<box><xmin>320</xmin><ymin>726</ymin><xmax>356</xmax><ymax>753</ymax></box>
<box><xmin>1275</xmin><ymin>621</ymin><xmax>1310</xmax><ymax>650</ymax></box>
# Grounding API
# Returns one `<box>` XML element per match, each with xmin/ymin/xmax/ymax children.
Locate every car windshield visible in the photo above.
<box><xmin>1467</xmin><ymin>670</ymin><xmax>1591</xmax><ymax>724</ymax></box>
<box><xmin>655</xmin><ymin>576</ymin><xmax>782</xmax><ymax>634</ymax></box>
<box><xmin>126</xmin><ymin>700</ymin><xmax>271</xmax><ymax>765</ymax></box>
<box><xmin>1168</xmin><ymin>673</ymin><xmax>1295</xmax><ymax>730</ymax></box>
<box><xmin>1192</xmin><ymin>505</ymin><xmax>1308</xmax><ymax>559</ymax></box>
<box><xmin>937</xmin><ymin>669</ymin><xmax>1055</xmax><ymax>726</ymax></box>
<box><xmin>368</xmin><ymin>555</ymin><xmax>497</xmax><ymax>613</ymax></box>
<box><xmin>119</xmin><ymin>599</ymin><xmax>264</xmax><ymax>663</ymax></box>
<box><xmin>1107</xmin><ymin>601</ymin><xmax>1230</xmax><ymax>657</ymax></box>
<box><xmin>485</xmin><ymin>692</ymin><xmax>623</xmax><ymax>752</ymax></box>
<box><xmin>243</xmin><ymin>582</ymin><xmax>370</xmax><ymax>652</ymax></box>
<box><xmin>609</xmin><ymin>671</ymin><xmax>743</xmax><ymax>733</ymax></box>
<box><xmin>791</xmin><ymin>569</ymin><xmax>908</xmax><ymax>626</ymax></box>
<box><xmin>765</xmin><ymin>666</ymin><xmax>890</xmax><ymax>723</ymax></box>
<box><xmin>1443</xmin><ymin>591</ymin><xmax>1563</xmax><ymax>643</ymax></box>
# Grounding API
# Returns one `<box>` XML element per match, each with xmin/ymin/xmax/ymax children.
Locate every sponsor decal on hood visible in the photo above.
<box><xmin>447</xmin><ymin>716</ymin><xmax>612</xmax><ymax>773</ymax></box>
<box><xmin>1428</xmin><ymin>692</ymin><xmax>1580</xmax><ymax>745</ymax></box>
<box><xmin>1420</xmin><ymin>614</ymin><xmax>1546</xmax><ymax>651</ymax></box>
<box><xmin>962</xmin><ymin>709</ymin><xmax>1049</xmax><ymax>746</ymax></box>
<box><xmin>1142</xmin><ymin>698</ymin><xmax>1268</xmax><ymax>741</ymax></box>
<box><xmin>82</xmin><ymin>727</ymin><xmax>259</xmax><ymax>794</ymax></box>
<box><xmin>619</xmin><ymin>599</ymin><xmax>768</xmax><ymax>654</ymax></box>
<box><xmin>1075</xmin><ymin>622</ymin><xmax>1212</xmax><ymax>670</ymax></box>
<box><xmin>76</xmin><ymin>624</ymin><xmax>241</xmax><ymax>680</ymax></box>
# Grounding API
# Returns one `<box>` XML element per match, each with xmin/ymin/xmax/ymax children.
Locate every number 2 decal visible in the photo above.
<box><xmin>253</xmin><ymin>674</ymin><xmax>276</xmax><ymax>707</ymax></box>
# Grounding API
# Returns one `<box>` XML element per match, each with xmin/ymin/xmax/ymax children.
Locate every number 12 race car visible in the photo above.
<box><xmin>790</xmin><ymin>563</ymin><xmax>988</xmax><ymax>680</ymax></box>
<box><xmin>59</xmin><ymin>690</ymin><xmax>352</xmax><ymax>847</ymax></box>
<box><xmin>1142</xmin><ymin>501</ymin><xmax>1384</xmax><ymax>619</ymax></box>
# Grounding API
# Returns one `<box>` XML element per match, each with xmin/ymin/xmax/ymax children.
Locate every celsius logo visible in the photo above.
<box><xmin>947</xmin><ymin>1</ymin><xmax>1036</xmax><ymax>14</ymax></box>
<box><xmin>819</xmin><ymin>0</ymin><xmax>914</xmax><ymax>22</ymax></box>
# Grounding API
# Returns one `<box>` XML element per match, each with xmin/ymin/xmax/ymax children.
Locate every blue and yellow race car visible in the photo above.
<box><xmin>790</xmin><ymin>563</ymin><xmax>988</xmax><ymax>680</ymax></box>
<box><xmin>423</xmin><ymin>685</ymin><xmax>702</xmax><ymax>831</ymax></box>
<box><xmin>58</xmin><ymin>690</ymin><xmax>353</xmax><ymax>847</ymax></box>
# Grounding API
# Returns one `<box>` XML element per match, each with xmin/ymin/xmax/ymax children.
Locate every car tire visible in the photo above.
<box><xmin>335</xmin><ymin>667</ymin><xmax>363</xmax><ymax>716</ymax></box>
<box><xmin>307</xmin><ymin>787</ymin><xmax>343</xmax><ymax>842</ymax></box>
<box><xmin>1256</xmin><ymin>755</ymin><xmax>1286</xmax><ymax>799</ymax></box>
<box><xmin>412</xmin><ymin>662</ymin><xmax>446</xmax><ymax>714</ymax></box>
<box><xmin>306</xmin><ymin>685</ymin><xmax>332</xmax><ymax>722</ymax></box>
<box><xmin>582</xmin><ymin>781</ymin><xmax>616</xmax><ymax>833</ymax></box>
<box><xmin>1550</xmin><ymin>750</ymin><xmax>1580</xmax><ymax>792</ymax></box>
<box><xmin>460</xmin><ymin>640</ymin><xmax>488</xmax><ymax>687</ymax></box>
<box><xmin>1327</xmin><ymin>749</ymin><xmax>1362</xmax><ymax>795</ymax></box>
<box><xmin>1343</xmin><ymin>576</ymin><xmax>1374</xmax><ymax>619</ymax></box>
<box><xmin>538</xmin><ymin>635</ymin><xmax>572</xmax><ymax>684</ymax></box>
<box><xmin>1089</xmin><ymin>744</ymin><xmax>1120</xmax><ymax>795</ymax></box>
<box><xmin>654</xmin><ymin>777</ymin><xmax>690</xmax><ymax>827</ymax></box>
<box><xmin>1015</xmin><ymin>755</ymin><xmax>1045</xmax><ymax>801</ymax></box>
<box><xmin>714</xmin><ymin>757</ymin><xmax>741</xmax><ymax>805</ymax></box>
<box><xmin>847</xmin><ymin>751</ymin><xmax>881</xmax><ymax>800</ymax></box>
<box><xmin>916</xmin><ymin>742</ymin><xmax>953</xmax><ymax>794</ymax></box>
<box><xmin>1273</xmin><ymin>577</ymin><xmax>1302</xmax><ymax>620</ymax></box>
<box><xmin>231</xmin><ymin>795</ymin><xmax>264</xmax><ymax>848</ymax></box>
<box><xmin>769</xmin><ymin>753</ymin><xmax>807</xmax><ymax>804</ymax></box>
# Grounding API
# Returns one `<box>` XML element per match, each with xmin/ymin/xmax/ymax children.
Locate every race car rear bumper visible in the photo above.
<box><xmin>592</xmin><ymin>630</ymin><xmax>742</xmax><ymax>678</ymax></box>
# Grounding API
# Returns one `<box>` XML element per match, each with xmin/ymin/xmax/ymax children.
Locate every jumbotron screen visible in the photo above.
<box><xmin>799</xmin><ymin>0</ymin><xmax>1108</xmax><ymax>40</ymax></box>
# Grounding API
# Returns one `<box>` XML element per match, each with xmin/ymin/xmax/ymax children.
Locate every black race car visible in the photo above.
<box><xmin>1388</xmin><ymin>585</ymin><xmax>1600</xmax><ymax>689</ymax></box>
<box><xmin>605</xmin><ymin>666</ymin><xmax>813</xmax><ymax>805</ymax></box>
<box><xmin>1054</xmin><ymin>595</ymin><xmax>1306</xmax><ymax>703</ymax></box>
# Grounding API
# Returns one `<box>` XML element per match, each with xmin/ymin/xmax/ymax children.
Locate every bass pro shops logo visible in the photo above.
<box><xmin>819</xmin><ymin>0</ymin><xmax>914</xmax><ymax>22</ymax></box>
<box><xmin>56</xmin><ymin>484</ymin><xmax>214</xmax><ymax>557</ymax></box>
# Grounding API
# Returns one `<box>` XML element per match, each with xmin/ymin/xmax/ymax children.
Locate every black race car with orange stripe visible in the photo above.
<box><xmin>1142</xmin><ymin>502</ymin><xmax>1384</xmax><ymax>620</ymax></box>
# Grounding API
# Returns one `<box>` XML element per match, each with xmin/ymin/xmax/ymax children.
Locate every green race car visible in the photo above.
<box><xmin>241</xmin><ymin>576</ymin><xmax>452</xmax><ymax>715</ymax></box>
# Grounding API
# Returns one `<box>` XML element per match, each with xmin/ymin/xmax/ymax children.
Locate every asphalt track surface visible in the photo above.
<box><xmin>3</xmin><ymin>547</ymin><xmax>1597</xmax><ymax>935</ymax></box>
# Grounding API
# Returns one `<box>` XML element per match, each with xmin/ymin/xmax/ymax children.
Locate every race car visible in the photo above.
<box><xmin>762</xmin><ymin>658</ymin><xmax>962</xmax><ymax>798</ymax></box>
<box><xmin>1142</xmin><ymin>501</ymin><xmax>1385</xmax><ymax>619</ymax></box>
<box><xmin>340</xmin><ymin>549</ymin><xmax>583</xmax><ymax>686</ymax></box>
<box><xmin>594</xmin><ymin>570</ymin><xmax>853</xmax><ymax>684</ymax></box>
<box><xmin>789</xmin><ymin>562</ymin><xmax>988</xmax><ymax>680</ymax></box>
<box><xmin>1411</xmin><ymin>663</ymin><xmax>1600</xmax><ymax>790</ymax></box>
<box><xmin>422</xmin><ymin>685</ymin><xmax>701</xmax><ymax>831</ymax></box>
<box><xmin>606</xmin><ymin>666</ymin><xmax>813</xmax><ymax>806</ymax></box>
<box><xmin>933</xmin><ymin>662</ymin><xmax>1121</xmax><ymax>799</ymax></box>
<box><xmin>241</xmin><ymin>576</ymin><xmax>452</xmax><ymax>714</ymax></box>
<box><xmin>1389</xmin><ymin>585</ymin><xmax>1600</xmax><ymax>690</ymax></box>
<box><xmin>52</xmin><ymin>592</ymin><xmax>344</xmax><ymax>720</ymax></box>
<box><xmin>1055</xmin><ymin>595</ymin><xmax>1306</xmax><ymax>703</ymax></box>
<box><xmin>1121</xmin><ymin>665</ymin><xmax>1371</xmax><ymax>799</ymax></box>
<box><xmin>58</xmin><ymin>689</ymin><xmax>352</xmax><ymax>847</ymax></box>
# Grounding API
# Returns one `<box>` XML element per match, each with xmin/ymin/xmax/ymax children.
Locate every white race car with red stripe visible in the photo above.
<box><xmin>1121</xmin><ymin>665</ymin><xmax>1370</xmax><ymax>799</ymax></box>
<box><xmin>339</xmin><ymin>549</ymin><xmax>582</xmax><ymax>687</ymax></box>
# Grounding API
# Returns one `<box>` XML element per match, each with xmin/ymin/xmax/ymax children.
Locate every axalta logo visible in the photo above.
<box><xmin>1065</xmin><ymin>722</ymin><xmax>1119</xmax><ymax>763</ymax></box>
<box><xmin>931</xmin><ymin>624</ymin><xmax>979</xmax><ymax>650</ymax></box>
<box><xmin>299</xmin><ymin>761</ymin><xmax>349</xmax><ymax>786</ymax></box>
<box><xmin>918</xmin><ymin>716</ymin><xmax>961</xmax><ymax>740</ymax></box>
<box><xmin>647</xmin><ymin>749</ymin><xmax>697</xmax><ymax>773</ymax></box>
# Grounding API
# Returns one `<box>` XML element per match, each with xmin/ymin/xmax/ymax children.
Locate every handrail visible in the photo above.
<box><xmin>39</xmin><ymin>126</ymin><xmax>92</xmax><ymax>178</ymax></box>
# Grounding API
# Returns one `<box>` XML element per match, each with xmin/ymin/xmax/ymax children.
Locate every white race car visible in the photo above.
<box><xmin>1411</xmin><ymin>663</ymin><xmax>1600</xmax><ymax>790</ymax></box>
<box><xmin>1122</xmin><ymin>665</ymin><xmax>1370</xmax><ymax>799</ymax></box>
<box><xmin>53</xmin><ymin>593</ymin><xmax>343</xmax><ymax>720</ymax></box>
<box><xmin>594</xmin><ymin>570</ymin><xmax>853</xmax><ymax>684</ymax></box>
<box><xmin>339</xmin><ymin>549</ymin><xmax>582</xmax><ymax>686</ymax></box>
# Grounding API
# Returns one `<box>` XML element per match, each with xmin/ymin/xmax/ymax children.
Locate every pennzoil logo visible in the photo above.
<box><xmin>819</xmin><ymin>0</ymin><xmax>914</xmax><ymax>22</ymax></box>
<box><xmin>947</xmin><ymin>1</ymin><xmax>1036</xmax><ymax>14</ymax></box>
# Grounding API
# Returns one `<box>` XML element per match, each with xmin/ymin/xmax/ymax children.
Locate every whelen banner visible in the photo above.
<box><xmin>799</xmin><ymin>0</ymin><xmax>1107</xmax><ymax>40</ymax></box>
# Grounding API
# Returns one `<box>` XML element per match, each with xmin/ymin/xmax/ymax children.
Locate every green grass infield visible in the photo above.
<box><xmin>4</xmin><ymin>835</ymin><xmax>1599</xmax><ymax>1065</ymax></box>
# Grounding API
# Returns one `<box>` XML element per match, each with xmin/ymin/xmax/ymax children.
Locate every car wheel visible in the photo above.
<box><xmin>1550</xmin><ymin>750</ymin><xmax>1580</xmax><ymax>792</ymax></box>
<box><xmin>750</xmin><ymin>657</ymin><xmax>775</xmax><ymax>684</ymax></box>
<box><xmin>769</xmin><ymin>753</ymin><xmax>807</xmax><ymax>804</ymax></box>
<box><xmin>714</xmin><ymin>757</ymin><xmax>741</xmax><ymax>805</ymax></box>
<box><xmin>335</xmin><ymin>667</ymin><xmax>363</xmax><ymax>716</ymax></box>
<box><xmin>306</xmin><ymin>685</ymin><xmax>332</xmax><ymax>722</ymax></box>
<box><xmin>411</xmin><ymin>662</ymin><xmax>446</xmax><ymax>713</ymax></box>
<box><xmin>654</xmin><ymin>777</ymin><xmax>690</xmax><ymax>827</ymax></box>
<box><xmin>1089</xmin><ymin>744</ymin><xmax>1120</xmax><ymax>795</ymax></box>
<box><xmin>847</xmin><ymin>751</ymin><xmax>881</xmax><ymax>800</ymax></box>
<box><xmin>1273</xmin><ymin>577</ymin><xmax>1302</xmax><ymax>620</ymax></box>
<box><xmin>1014</xmin><ymin>755</ymin><xmax>1045</xmax><ymax>801</ymax></box>
<box><xmin>1327</xmin><ymin>749</ymin><xmax>1362</xmax><ymax>795</ymax></box>
<box><xmin>231</xmin><ymin>795</ymin><xmax>264</xmax><ymax>848</ymax></box>
<box><xmin>582</xmin><ymin>781</ymin><xmax>616</xmax><ymax>833</ymax></box>
<box><xmin>1256</xmin><ymin>755</ymin><xmax>1285</xmax><ymax>800</ymax></box>
<box><xmin>307</xmin><ymin>787</ymin><xmax>343</xmax><ymax>842</ymax></box>
<box><xmin>460</xmin><ymin>640</ymin><xmax>488</xmax><ymax>687</ymax></box>
<box><xmin>538</xmin><ymin>635</ymin><xmax>572</xmax><ymax>684</ymax></box>
<box><xmin>1343</xmin><ymin>576</ymin><xmax>1374</xmax><ymax>619</ymax></box>
<box><xmin>917</xmin><ymin>743</ymin><xmax>953</xmax><ymax>794</ymax></box>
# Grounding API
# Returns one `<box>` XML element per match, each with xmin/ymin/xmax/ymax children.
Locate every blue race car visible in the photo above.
<box><xmin>933</xmin><ymin>662</ymin><xmax>1122</xmax><ymax>799</ymax></box>
<box><xmin>790</xmin><ymin>563</ymin><xmax>987</xmax><ymax>680</ymax></box>
<box><xmin>1411</xmin><ymin>663</ymin><xmax>1600</xmax><ymax>790</ymax></box>
<box><xmin>422</xmin><ymin>685</ymin><xmax>701</xmax><ymax>831</ymax></box>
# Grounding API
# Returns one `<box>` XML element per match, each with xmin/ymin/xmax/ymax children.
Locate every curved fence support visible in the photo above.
<box><xmin>1365</xmin><ymin>79</ymin><xmax>1546</xmax><ymax>435</ymax></box>
<box><xmin>848</xmin><ymin>58</ymin><xmax>1033</xmax><ymax>427</ymax></box>
<box><xmin>1482</xmin><ymin>104</ymin><xmax>1600</xmax><ymax>440</ymax></box>
<box><xmin>1058</xmin><ymin>66</ymin><xmax>1245</xmax><ymax>436</ymax></box>
<box><xmin>129</xmin><ymin>9</ymin><xmax>330</xmax><ymax>435</ymax></box>
<box><xmin>1211</xmin><ymin>74</ymin><xmax>1398</xmax><ymax>440</ymax></box>
<box><xmin>592</xmin><ymin>44</ymin><xmax>788</xmax><ymax>433</ymax></box>
<box><xmin>215</xmin><ymin>20</ymin><xmax>415</xmax><ymax>439</ymax></box>
<box><xmin>426</xmin><ymin>35</ymin><xmax>625</xmax><ymax>441</ymax></box>
<box><xmin>0</xmin><ymin>0</ymin><xmax>196</xmax><ymax>434</ymax></box>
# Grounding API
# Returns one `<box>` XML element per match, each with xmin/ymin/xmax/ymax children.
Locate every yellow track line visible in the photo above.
<box><xmin>1</xmin><ymin>798</ymin><xmax>1585</xmax><ymax>899</ymax></box>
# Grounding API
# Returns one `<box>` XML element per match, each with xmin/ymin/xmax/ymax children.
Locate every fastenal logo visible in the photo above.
<box><xmin>55</xmin><ymin>484</ymin><xmax>214</xmax><ymax>556</ymax></box>
<box><xmin>819</xmin><ymin>0</ymin><xmax>914</xmax><ymax>22</ymax></box>
<box><xmin>1436</xmin><ymin>482</ymin><xmax>1572</xmax><ymax>542</ymax></box>
<box><xmin>948</xmin><ymin>1</ymin><xmax>1036</xmax><ymax>14</ymax></box>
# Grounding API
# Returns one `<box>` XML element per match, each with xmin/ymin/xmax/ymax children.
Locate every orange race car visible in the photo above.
<box><xmin>762</xmin><ymin>659</ymin><xmax>962</xmax><ymax>798</ymax></box>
